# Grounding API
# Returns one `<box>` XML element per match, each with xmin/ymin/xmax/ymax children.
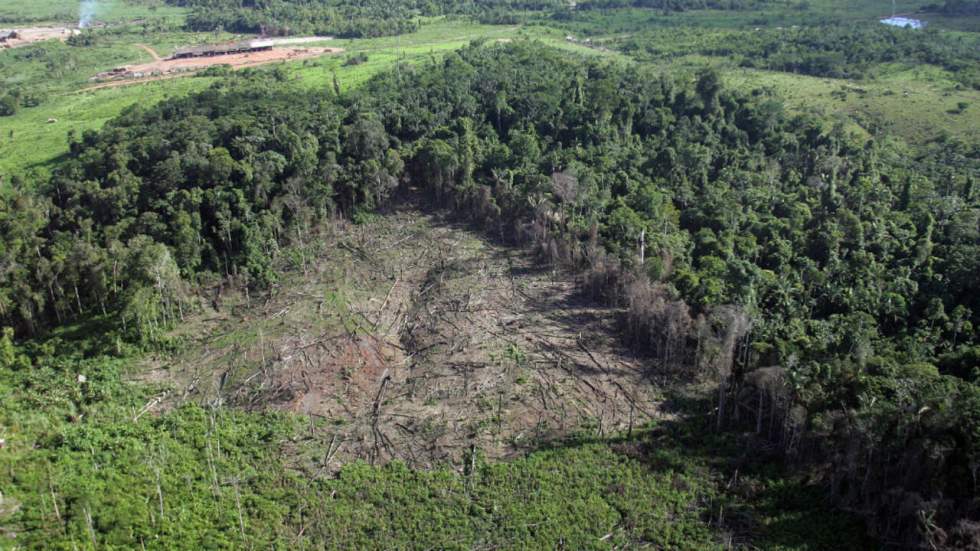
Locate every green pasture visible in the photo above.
<box><xmin>285</xmin><ymin>22</ymin><xmax>611</xmax><ymax>91</ymax></box>
<box><xmin>0</xmin><ymin>27</ymin><xmax>238</xmax><ymax>176</ymax></box>
<box><xmin>0</xmin><ymin>77</ymin><xmax>216</xmax><ymax>177</ymax></box>
<box><xmin>725</xmin><ymin>63</ymin><xmax>979</xmax><ymax>146</ymax></box>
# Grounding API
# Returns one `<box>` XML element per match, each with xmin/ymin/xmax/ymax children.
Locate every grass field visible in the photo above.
<box><xmin>0</xmin><ymin>27</ymin><xmax>239</xmax><ymax>176</ymax></box>
<box><xmin>284</xmin><ymin>22</ymin><xmax>608</xmax><ymax>91</ymax></box>
<box><xmin>0</xmin><ymin>0</ymin><xmax>186</xmax><ymax>25</ymax></box>
<box><xmin>726</xmin><ymin>63</ymin><xmax>979</xmax><ymax>145</ymax></box>
<box><xmin>616</xmin><ymin>51</ymin><xmax>979</xmax><ymax>146</ymax></box>
<box><xmin>0</xmin><ymin>76</ymin><xmax>217</xmax><ymax>176</ymax></box>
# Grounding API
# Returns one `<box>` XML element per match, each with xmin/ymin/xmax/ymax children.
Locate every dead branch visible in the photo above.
<box><xmin>577</xmin><ymin>339</ymin><xmax>611</xmax><ymax>374</ymax></box>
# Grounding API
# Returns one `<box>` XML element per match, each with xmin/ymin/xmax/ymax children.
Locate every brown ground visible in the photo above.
<box><xmin>83</xmin><ymin>74</ymin><xmax>187</xmax><ymax>91</ymax></box>
<box><xmin>140</xmin><ymin>200</ymin><xmax>664</xmax><ymax>472</ymax></box>
<box><xmin>0</xmin><ymin>27</ymin><xmax>77</xmax><ymax>48</ymax></box>
<box><xmin>87</xmin><ymin>46</ymin><xmax>344</xmax><ymax>89</ymax></box>
<box><xmin>149</xmin><ymin>46</ymin><xmax>342</xmax><ymax>72</ymax></box>
<box><xmin>135</xmin><ymin>43</ymin><xmax>162</xmax><ymax>62</ymax></box>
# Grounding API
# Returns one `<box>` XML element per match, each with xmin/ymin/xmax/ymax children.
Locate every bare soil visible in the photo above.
<box><xmin>135</xmin><ymin>43</ymin><xmax>162</xmax><ymax>62</ymax></box>
<box><xmin>0</xmin><ymin>27</ymin><xmax>78</xmax><ymax>48</ymax></box>
<box><xmin>87</xmin><ymin>45</ymin><xmax>344</xmax><ymax>88</ymax></box>
<box><xmin>141</xmin><ymin>200</ymin><xmax>664</xmax><ymax>471</ymax></box>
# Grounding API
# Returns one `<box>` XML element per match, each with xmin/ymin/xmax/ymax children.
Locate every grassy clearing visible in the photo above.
<box><xmin>724</xmin><ymin>63</ymin><xmax>979</xmax><ymax>146</ymax></box>
<box><xmin>284</xmin><ymin>20</ymin><xmax>598</xmax><ymax>89</ymax></box>
<box><xmin>622</xmin><ymin>50</ymin><xmax>978</xmax><ymax>146</ymax></box>
<box><xmin>0</xmin><ymin>76</ymin><xmax>216</xmax><ymax>177</ymax></box>
<box><xmin>541</xmin><ymin>2</ymin><xmax>980</xmax><ymax>147</ymax></box>
<box><xmin>0</xmin><ymin>0</ymin><xmax>186</xmax><ymax>26</ymax></box>
<box><xmin>288</xmin><ymin>20</ymin><xmax>534</xmax><ymax>91</ymax></box>
<box><xmin>0</xmin><ymin>26</ymin><xmax>242</xmax><ymax>176</ymax></box>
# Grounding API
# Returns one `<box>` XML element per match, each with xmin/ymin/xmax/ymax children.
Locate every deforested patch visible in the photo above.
<box><xmin>145</xmin><ymin>202</ymin><xmax>666</xmax><ymax>470</ymax></box>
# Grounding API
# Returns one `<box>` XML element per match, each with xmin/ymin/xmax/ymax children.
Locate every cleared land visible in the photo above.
<box><xmin>146</xmin><ymin>201</ymin><xmax>663</xmax><ymax>469</ymax></box>
<box><xmin>89</xmin><ymin>45</ymin><xmax>344</xmax><ymax>86</ymax></box>
<box><xmin>0</xmin><ymin>26</ymin><xmax>79</xmax><ymax>48</ymax></box>
<box><xmin>723</xmin><ymin>63</ymin><xmax>979</xmax><ymax>146</ymax></box>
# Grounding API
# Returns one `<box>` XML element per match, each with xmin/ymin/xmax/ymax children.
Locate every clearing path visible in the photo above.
<box><xmin>144</xmin><ymin>201</ymin><xmax>663</xmax><ymax>470</ymax></box>
<box><xmin>258</xmin><ymin>36</ymin><xmax>334</xmax><ymax>46</ymax></box>
<box><xmin>135</xmin><ymin>43</ymin><xmax>162</xmax><ymax>61</ymax></box>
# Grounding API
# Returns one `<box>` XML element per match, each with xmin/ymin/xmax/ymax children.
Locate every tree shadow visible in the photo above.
<box><xmin>528</xmin><ymin>399</ymin><xmax>874</xmax><ymax>550</ymax></box>
<box><xmin>388</xmin><ymin>192</ymin><xmax>700</xmax><ymax>386</ymax></box>
<box><xmin>26</xmin><ymin>313</ymin><xmax>127</xmax><ymax>359</ymax></box>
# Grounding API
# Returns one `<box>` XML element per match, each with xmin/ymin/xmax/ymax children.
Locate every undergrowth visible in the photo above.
<box><xmin>0</xmin><ymin>329</ymin><xmax>868</xmax><ymax>549</ymax></box>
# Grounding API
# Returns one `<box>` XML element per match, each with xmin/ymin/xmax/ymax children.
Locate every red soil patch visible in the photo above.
<box><xmin>87</xmin><ymin>46</ymin><xmax>344</xmax><ymax>89</ymax></box>
<box><xmin>0</xmin><ymin>27</ymin><xmax>78</xmax><ymax>48</ymax></box>
<box><xmin>152</xmin><ymin>205</ymin><xmax>664</xmax><ymax>470</ymax></box>
<box><xmin>277</xmin><ymin>335</ymin><xmax>403</xmax><ymax>417</ymax></box>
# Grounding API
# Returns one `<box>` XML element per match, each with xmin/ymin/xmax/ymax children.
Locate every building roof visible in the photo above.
<box><xmin>880</xmin><ymin>17</ymin><xmax>925</xmax><ymax>29</ymax></box>
<box><xmin>173</xmin><ymin>40</ymin><xmax>272</xmax><ymax>57</ymax></box>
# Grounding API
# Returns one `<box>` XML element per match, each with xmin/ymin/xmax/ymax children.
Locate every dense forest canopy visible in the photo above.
<box><xmin>615</xmin><ymin>23</ymin><xmax>980</xmax><ymax>87</ymax></box>
<box><xmin>572</xmin><ymin>0</ymin><xmax>774</xmax><ymax>11</ymax></box>
<box><xmin>1</xmin><ymin>40</ymin><xmax>978</xmax><ymax>545</ymax></box>
<box><xmin>153</xmin><ymin>0</ymin><xmax>780</xmax><ymax>36</ymax></box>
<box><xmin>157</xmin><ymin>0</ymin><xmax>566</xmax><ymax>36</ymax></box>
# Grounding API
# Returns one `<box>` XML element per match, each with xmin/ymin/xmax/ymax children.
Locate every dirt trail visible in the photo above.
<box><xmin>135</xmin><ymin>43</ymin><xmax>162</xmax><ymax>61</ymax></box>
<box><xmin>83</xmin><ymin>74</ymin><xmax>182</xmax><ymax>91</ymax></box>
<box><xmin>86</xmin><ymin>46</ymin><xmax>343</xmax><ymax>89</ymax></box>
<box><xmin>145</xmin><ymin>201</ymin><xmax>662</xmax><ymax>471</ymax></box>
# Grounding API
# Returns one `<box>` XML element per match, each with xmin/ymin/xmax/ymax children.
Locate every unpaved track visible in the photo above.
<box><xmin>135</xmin><ymin>43</ymin><xmax>162</xmax><ymax>61</ymax></box>
<box><xmin>85</xmin><ymin>46</ymin><xmax>343</xmax><ymax>90</ymax></box>
<box><xmin>146</xmin><ymin>200</ymin><xmax>662</xmax><ymax>471</ymax></box>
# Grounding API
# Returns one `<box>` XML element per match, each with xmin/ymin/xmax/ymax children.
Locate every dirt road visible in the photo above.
<box><xmin>135</xmin><ymin>43</ymin><xmax>162</xmax><ymax>61</ymax></box>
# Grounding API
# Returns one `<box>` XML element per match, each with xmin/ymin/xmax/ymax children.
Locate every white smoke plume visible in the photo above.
<box><xmin>79</xmin><ymin>0</ymin><xmax>97</xmax><ymax>29</ymax></box>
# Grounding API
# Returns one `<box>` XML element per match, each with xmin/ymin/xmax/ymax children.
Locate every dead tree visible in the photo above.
<box><xmin>703</xmin><ymin>305</ymin><xmax>753</xmax><ymax>431</ymax></box>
